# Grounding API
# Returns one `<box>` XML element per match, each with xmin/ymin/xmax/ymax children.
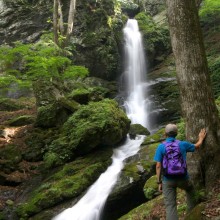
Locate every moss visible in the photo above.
<box><xmin>23</xmin><ymin>128</ymin><xmax>58</xmax><ymax>162</ymax></box>
<box><xmin>46</xmin><ymin>99</ymin><xmax>130</xmax><ymax>163</ymax></box>
<box><xmin>0</xmin><ymin>98</ymin><xmax>25</xmax><ymax>111</ymax></box>
<box><xmin>143</xmin><ymin>175</ymin><xmax>158</xmax><ymax>200</ymax></box>
<box><xmin>129</xmin><ymin>124</ymin><xmax>150</xmax><ymax>139</ymax></box>
<box><xmin>184</xmin><ymin>203</ymin><xmax>205</xmax><ymax>220</ymax></box>
<box><xmin>142</xmin><ymin>128</ymin><xmax>165</xmax><ymax>145</ymax></box>
<box><xmin>58</xmin><ymin>97</ymin><xmax>80</xmax><ymax>112</ymax></box>
<box><xmin>122</xmin><ymin>163</ymin><xmax>142</xmax><ymax>182</ymax></box>
<box><xmin>119</xmin><ymin>195</ymin><xmax>164</xmax><ymax>220</ymax></box>
<box><xmin>35</xmin><ymin>103</ymin><xmax>69</xmax><ymax>128</ymax></box>
<box><xmin>0</xmin><ymin>144</ymin><xmax>21</xmax><ymax>162</ymax></box>
<box><xmin>139</xmin><ymin>143</ymin><xmax>158</xmax><ymax>173</ymax></box>
<box><xmin>0</xmin><ymin>212</ymin><xmax>6</xmax><ymax>220</ymax></box>
<box><xmin>16</xmin><ymin>148</ymin><xmax>112</xmax><ymax>218</ymax></box>
<box><xmin>7</xmin><ymin>115</ymin><xmax>35</xmax><ymax>126</ymax></box>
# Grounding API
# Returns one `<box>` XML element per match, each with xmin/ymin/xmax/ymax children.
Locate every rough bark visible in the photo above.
<box><xmin>58</xmin><ymin>0</ymin><xmax>64</xmax><ymax>35</ymax></box>
<box><xmin>65</xmin><ymin>0</ymin><xmax>76</xmax><ymax>46</ymax></box>
<box><xmin>53</xmin><ymin>0</ymin><xmax>59</xmax><ymax>45</ymax></box>
<box><xmin>165</xmin><ymin>0</ymin><xmax>220</xmax><ymax>189</ymax></box>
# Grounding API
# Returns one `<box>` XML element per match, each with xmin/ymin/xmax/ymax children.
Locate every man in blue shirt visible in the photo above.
<box><xmin>154</xmin><ymin>124</ymin><xmax>206</xmax><ymax>220</ymax></box>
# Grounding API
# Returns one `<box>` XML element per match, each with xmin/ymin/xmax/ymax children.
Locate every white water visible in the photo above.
<box><xmin>53</xmin><ymin>19</ymin><xmax>149</xmax><ymax>220</ymax></box>
<box><xmin>53</xmin><ymin>136</ymin><xmax>144</xmax><ymax>220</ymax></box>
<box><xmin>123</xmin><ymin>19</ymin><xmax>150</xmax><ymax>130</ymax></box>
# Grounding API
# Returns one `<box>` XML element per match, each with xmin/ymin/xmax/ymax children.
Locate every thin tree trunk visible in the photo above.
<box><xmin>165</xmin><ymin>0</ymin><xmax>220</xmax><ymax>189</ymax></box>
<box><xmin>58</xmin><ymin>0</ymin><xmax>64</xmax><ymax>36</ymax></box>
<box><xmin>65</xmin><ymin>0</ymin><xmax>76</xmax><ymax>46</ymax></box>
<box><xmin>53</xmin><ymin>0</ymin><xmax>59</xmax><ymax>45</ymax></box>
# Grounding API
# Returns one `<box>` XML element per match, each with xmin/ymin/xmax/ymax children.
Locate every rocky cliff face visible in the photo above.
<box><xmin>0</xmin><ymin>0</ymin><xmax>51</xmax><ymax>44</ymax></box>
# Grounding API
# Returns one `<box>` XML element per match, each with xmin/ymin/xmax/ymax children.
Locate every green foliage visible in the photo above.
<box><xmin>63</xmin><ymin>65</ymin><xmax>89</xmax><ymax>79</ymax></box>
<box><xmin>176</xmin><ymin>119</ymin><xmax>186</xmax><ymax>140</ymax></box>
<box><xmin>199</xmin><ymin>0</ymin><xmax>220</xmax><ymax>24</ymax></box>
<box><xmin>0</xmin><ymin>37</ymin><xmax>89</xmax><ymax>84</ymax></box>
<box><xmin>215</xmin><ymin>96</ymin><xmax>220</xmax><ymax>116</ymax></box>
<box><xmin>135</xmin><ymin>12</ymin><xmax>170</xmax><ymax>54</ymax></box>
<box><xmin>208</xmin><ymin>56</ymin><xmax>220</xmax><ymax>98</ymax></box>
<box><xmin>117</xmin><ymin>0</ymin><xmax>139</xmax><ymax>10</ymax></box>
<box><xmin>143</xmin><ymin>175</ymin><xmax>158</xmax><ymax>200</ymax></box>
<box><xmin>43</xmin><ymin>152</ymin><xmax>62</xmax><ymax>169</ymax></box>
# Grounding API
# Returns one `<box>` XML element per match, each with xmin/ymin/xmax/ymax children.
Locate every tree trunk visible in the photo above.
<box><xmin>58</xmin><ymin>0</ymin><xmax>64</xmax><ymax>36</ymax></box>
<box><xmin>165</xmin><ymin>0</ymin><xmax>220</xmax><ymax>189</ymax></box>
<box><xmin>65</xmin><ymin>0</ymin><xmax>76</xmax><ymax>46</ymax></box>
<box><xmin>53</xmin><ymin>0</ymin><xmax>59</xmax><ymax>45</ymax></box>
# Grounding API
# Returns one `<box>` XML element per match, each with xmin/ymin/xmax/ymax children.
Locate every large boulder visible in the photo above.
<box><xmin>33</xmin><ymin>79</ymin><xmax>80</xmax><ymax>128</ymax></box>
<box><xmin>15</xmin><ymin>148</ymin><xmax>113</xmax><ymax>220</ymax></box>
<box><xmin>129</xmin><ymin>124</ymin><xmax>150</xmax><ymax>139</ymax></box>
<box><xmin>43</xmin><ymin>99</ymin><xmax>130</xmax><ymax>167</ymax></box>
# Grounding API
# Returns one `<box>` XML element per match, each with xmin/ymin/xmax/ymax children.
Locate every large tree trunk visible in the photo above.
<box><xmin>165</xmin><ymin>0</ymin><xmax>220</xmax><ymax>189</ymax></box>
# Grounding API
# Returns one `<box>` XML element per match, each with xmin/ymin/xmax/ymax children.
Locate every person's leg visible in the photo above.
<box><xmin>178</xmin><ymin>179</ymin><xmax>196</xmax><ymax>212</ymax></box>
<box><xmin>163</xmin><ymin>181</ymin><xmax>178</xmax><ymax>220</ymax></box>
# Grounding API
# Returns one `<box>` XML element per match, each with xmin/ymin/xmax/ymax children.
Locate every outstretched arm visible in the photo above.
<box><xmin>194</xmin><ymin>128</ymin><xmax>207</xmax><ymax>149</ymax></box>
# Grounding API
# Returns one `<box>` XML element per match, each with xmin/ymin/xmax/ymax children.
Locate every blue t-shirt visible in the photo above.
<box><xmin>154</xmin><ymin>137</ymin><xmax>195</xmax><ymax>181</ymax></box>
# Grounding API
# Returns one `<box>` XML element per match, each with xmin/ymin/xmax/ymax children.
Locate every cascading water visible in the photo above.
<box><xmin>122</xmin><ymin>19</ymin><xmax>150</xmax><ymax>130</ymax></box>
<box><xmin>53</xmin><ymin>19</ymin><xmax>149</xmax><ymax>220</ymax></box>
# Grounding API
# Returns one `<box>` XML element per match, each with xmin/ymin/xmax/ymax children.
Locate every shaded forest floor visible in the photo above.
<box><xmin>0</xmin><ymin>98</ymin><xmax>42</xmax><ymax>213</ymax></box>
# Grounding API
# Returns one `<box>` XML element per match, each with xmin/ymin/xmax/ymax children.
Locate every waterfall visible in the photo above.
<box><xmin>123</xmin><ymin>19</ymin><xmax>150</xmax><ymax>130</ymax></box>
<box><xmin>53</xmin><ymin>19</ymin><xmax>149</xmax><ymax>220</ymax></box>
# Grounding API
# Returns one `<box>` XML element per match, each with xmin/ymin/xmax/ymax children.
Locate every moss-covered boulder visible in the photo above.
<box><xmin>68</xmin><ymin>86</ymin><xmax>110</xmax><ymax>104</ymax></box>
<box><xmin>35</xmin><ymin>98</ymin><xmax>79</xmax><ymax>128</ymax></box>
<box><xmin>129</xmin><ymin>124</ymin><xmax>150</xmax><ymax>139</ymax></box>
<box><xmin>0</xmin><ymin>98</ymin><xmax>25</xmax><ymax>111</ymax></box>
<box><xmin>143</xmin><ymin>175</ymin><xmax>158</xmax><ymax>200</ymax></box>
<box><xmin>0</xmin><ymin>144</ymin><xmax>22</xmax><ymax>174</ymax></box>
<box><xmin>44</xmin><ymin>99</ymin><xmax>130</xmax><ymax>167</ymax></box>
<box><xmin>184</xmin><ymin>203</ymin><xmax>205</xmax><ymax>220</ymax></box>
<box><xmin>23</xmin><ymin>128</ymin><xmax>59</xmax><ymax>162</ymax></box>
<box><xmin>7</xmin><ymin>115</ymin><xmax>35</xmax><ymax>126</ymax></box>
<box><xmin>16</xmin><ymin>148</ymin><xmax>112</xmax><ymax>219</ymax></box>
<box><xmin>141</xmin><ymin>128</ymin><xmax>165</xmax><ymax>145</ymax></box>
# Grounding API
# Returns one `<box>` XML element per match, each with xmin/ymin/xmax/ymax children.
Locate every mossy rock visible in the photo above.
<box><xmin>68</xmin><ymin>86</ymin><xmax>110</xmax><ymax>104</ymax></box>
<box><xmin>0</xmin><ymin>98</ymin><xmax>25</xmax><ymax>111</ymax></box>
<box><xmin>141</xmin><ymin>128</ymin><xmax>165</xmax><ymax>145</ymax></box>
<box><xmin>129</xmin><ymin>124</ymin><xmax>150</xmax><ymax>139</ymax></box>
<box><xmin>119</xmin><ymin>195</ymin><xmax>164</xmax><ymax>220</ymax></box>
<box><xmin>58</xmin><ymin>97</ymin><xmax>80</xmax><ymax>112</ymax></box>
<box><xmin>0</xmin><ymin>212</ymin><xmax>6</xmax><ymax>220</ymax></box>
<box><xmin>7</xmin><ymin>115</ymin><xmax>35</xmax><ymax>126</ymax></box>
<box><xmin>143</xmin><ymin>175</ymin><xmax>158</xmax><ymax>200</ymax></box>
<box><xmin>35</xmin><ymin>103</ymin><xmax>68</xmax><ymax>128</ymax></box>
<box><xmin>47</xmin><ymin>99</ymin><xmax>130</xmax><ymax>163</ymax></box>
<box><xmin>184</xmin><ymin>203</ymin><xmax>205</xmax><ymax>220</ymax></box>
<box><xmin>0</xmin><ymin>144</ymin><xmax>22</xmax><ymax>173</ymax></box>
<box><xmin>68</xmin><ymin>88</ymin><xmax>90</xmax><ymax>104</ymax></box>
<box><xmin>23</xmin><ymin>128</ymin><xmax>59</xmax><ymax>162</ymax></box>
<box><xmin>16</xmin><ymin>148</ymin><xmax>112</xmax><ymax>219</ymax></box>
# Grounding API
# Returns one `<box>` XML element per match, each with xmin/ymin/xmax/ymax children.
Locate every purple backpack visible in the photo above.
<box><xmin>162</xmin><ymin>140</ymin><xmax>187</xmax><ymax>177</ymax></box>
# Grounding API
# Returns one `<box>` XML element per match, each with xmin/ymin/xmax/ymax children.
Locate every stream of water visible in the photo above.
<box><xmin>53</xmin><ymin>19</ymin><xmax>149</xmax><ymax>220</ymax></box>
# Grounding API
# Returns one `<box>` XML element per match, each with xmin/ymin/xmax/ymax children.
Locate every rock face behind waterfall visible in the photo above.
<box><xmin>0</xmin><ymin>0</ymin><xmax>122</xmax><ymax>81</ymax></box>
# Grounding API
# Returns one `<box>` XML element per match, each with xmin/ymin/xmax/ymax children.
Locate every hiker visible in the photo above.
<box><xmin>154</xmin><ymin>124</ymin><xmax>206</xmax><ymax>220</ymax></box>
